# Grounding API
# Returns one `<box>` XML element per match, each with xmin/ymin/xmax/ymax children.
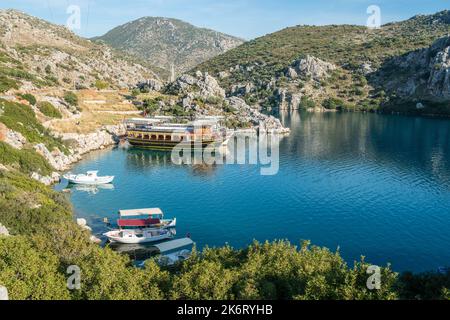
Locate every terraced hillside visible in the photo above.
<box><xmin>0</xmin><ymin>9</ymin><xmax>166</xmax><ymax>94</ymax></box>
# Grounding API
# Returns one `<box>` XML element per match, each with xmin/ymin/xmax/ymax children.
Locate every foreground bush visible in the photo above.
<box><xmin>0</xmin><ymin>236</ymin><xmax>70</xmax><ymax>300</ymax></box>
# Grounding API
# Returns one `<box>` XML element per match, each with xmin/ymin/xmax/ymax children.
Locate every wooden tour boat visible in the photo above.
<box><xmin>124</xmin><ymin>116</ymin><xmax>234</xmax><ymax>150</ymax></box>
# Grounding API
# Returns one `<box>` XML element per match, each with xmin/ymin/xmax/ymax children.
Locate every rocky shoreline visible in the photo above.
<box><xmin>164</xmin><ymin>71</ymin><xmax>291</xmax><ymax>134</ymax></box>
<box><xmin>31</xmin><ymin>124</ymin><xmax>126</xmax><ymax>185</ymax></box>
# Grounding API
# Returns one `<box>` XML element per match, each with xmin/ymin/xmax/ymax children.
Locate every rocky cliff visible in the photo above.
<box><xmin>374</xmin><ymin>36</ymin><xmax>450</xmax><ymax>107</ymax></box>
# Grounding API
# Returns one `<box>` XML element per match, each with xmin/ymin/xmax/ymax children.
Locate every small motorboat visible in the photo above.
<box><xmin>63</xmin><ymin>171</ymin><xmax>114</xmax><ymax>185</ymax></box>
<box><xmin>103</xmin><ymin>228</ymin><xmax>173</xmax><ymax>244</ymax></box>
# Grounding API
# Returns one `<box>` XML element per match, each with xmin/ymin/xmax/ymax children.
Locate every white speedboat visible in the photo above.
<box><xmin>103</xmin><ymin>228</ymin><xmax>173</xmax><ymax>244</ymax></box>
<box><xmin>63</xmin><ymin>171</ymin><xmax>114</xmax><ymax>185</ymax></box>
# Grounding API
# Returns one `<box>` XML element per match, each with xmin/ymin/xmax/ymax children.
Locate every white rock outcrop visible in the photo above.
<box><xmin>31</xmin><ymin>172</ymin><xmax>60</xmax><ymax>186</ymax></box>
<box><xmin>0</xmin><ymin>223</ymin><xmax>10</xmax><ymax>237</ymax></box>
<box><xmin>0</xmin><ymin>123</ymin><xmax>26</xmax><ymax>149</ymax></box>
<box><xmin>226</xmin><ymin>97</ymin><xmax>290</xmax><ymax>134</ymax></box>
<box><xmin>288</xmin><ymin>55</ymin><xmax>336</xmax><ymax>80</ymax></box>
<box><xmin>276</xmin><ymin>89</ymin><xmax>303</xmax><ymax>110</ymax></box>
<box><xmin>170</xmin><ymin>71</ymin><xmax>225</xmax><ymax>98</ymax></box>
<box><xmin>76</xmin><ymin>218</ymin><xmax>87</xmax><ymax>227</ymax></box>
<box><xmin>0</xmin><ymin>286</ymin><xmax>8</xmax><ymax>300</ymax></box>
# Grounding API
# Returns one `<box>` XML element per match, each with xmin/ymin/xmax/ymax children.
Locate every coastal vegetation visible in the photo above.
<box><xmin>63</xmin><ymin>91</ymin><xmax>78</xmax><ymax>107</ymax></box>
<box><xmin>0</xmin><ymin>99</ymin><xmax>67</xmax><ymax>153</ymax></box>
<box><xmin>37</xmin><ymin>101</ymin><xmax>62</xmax><ymax>119</ymax></box>
<box><xmin>18</xmin><ymin>93</ymin><xmax>36</xmax><ymax>105</ymax></box>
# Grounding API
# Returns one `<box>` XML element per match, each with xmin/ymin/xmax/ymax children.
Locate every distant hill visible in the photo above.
<box><xmin>192</xmin><ymin>10</ymin><xmax>450</xmax><ymax>113</ymax></box>
<box><xmin>93</xmin><ymin>17</ymin><xmax>244</xmax><ymax>76</ymax></box>
<box><xmin>0</xmin><ymin>9</ymin><xmax>165</xmax><ymax>93</ymax></box>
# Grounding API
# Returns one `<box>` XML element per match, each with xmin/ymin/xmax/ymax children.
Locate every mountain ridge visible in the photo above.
<box><xmin>93</xmin><ymin>16</ymin><xmax>244</xmax><ymax>76</ymax></box>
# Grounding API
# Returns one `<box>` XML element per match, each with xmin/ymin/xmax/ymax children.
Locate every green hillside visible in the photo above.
<box><xmin>193</xmin><ymin>11</ymin><xmax>450</xmax><ymax>113</ymax></box>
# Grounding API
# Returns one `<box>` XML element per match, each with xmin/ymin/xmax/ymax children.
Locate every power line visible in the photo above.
<box><xmin>46</xmin><ymin>0</ymin><xmax>54</xmax><ymax>21</ymax></box>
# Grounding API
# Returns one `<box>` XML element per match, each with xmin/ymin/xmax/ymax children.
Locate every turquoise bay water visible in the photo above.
<box><xmin>57</xmin><ymin>111</ymin><xmax>450</xmax><ymax>272</ymax></box>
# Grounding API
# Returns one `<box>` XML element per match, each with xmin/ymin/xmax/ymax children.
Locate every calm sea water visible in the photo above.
<box><xmin>56</xmin><ymin>111</ymin><xmax>450</xmax><ymax>272</ymax></box>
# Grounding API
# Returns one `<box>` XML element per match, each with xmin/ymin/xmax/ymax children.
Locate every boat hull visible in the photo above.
<box><xmin>104</xmin><ymin>230</ymin><xmax>172</xmax><ymax>244</ymax></box>
<box><xmin>64</xmin><ymin>175</ymin><xmax>115</xmax><ymax>185</ymax></box>
<box><xmin>127</xmin><ymin>138</ymin><xmax>226</xmax><ymax>150</ymax></box>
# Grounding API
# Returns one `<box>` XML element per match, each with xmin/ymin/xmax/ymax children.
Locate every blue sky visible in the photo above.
<box><xmin>1</xmin><ymin>0</ymin><xmax>449</xmax><ymax>39</ymax></box>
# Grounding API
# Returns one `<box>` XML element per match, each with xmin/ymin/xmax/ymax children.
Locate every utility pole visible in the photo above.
<box><xmin>170</xmin><ymin>63</ymin><xmax>175</xmax><ymax>83</ymax></box>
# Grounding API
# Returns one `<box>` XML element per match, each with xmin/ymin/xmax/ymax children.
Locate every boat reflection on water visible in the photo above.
<box><xmin>68</xmin><ymin>183</ymin><xmax>115</xmax><ymax>195</ymax></box>
<box><xmin>105</xmin><ymin>230</ymin><xmax>197</xmax><ymax>268</ymax></box>
<box><xmin>107</xmin><ymin>242</ymin><xmax>161</xmax><ymax>261</ymax></box>
<box><xmin>125</xmin><ymin>148</ymin><xmax>220</xmax><ymax>176</ymax></box>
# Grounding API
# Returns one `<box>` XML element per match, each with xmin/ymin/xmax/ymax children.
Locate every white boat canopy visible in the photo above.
<box><xmin>154</xmin><ymin>238</ymin><xmax>194</xmax><ymax>253</ymax></box>
<box><xmin>119</xmin><ymin>208</ymin><xmax>163</xmax><ymax>217</ymax></box>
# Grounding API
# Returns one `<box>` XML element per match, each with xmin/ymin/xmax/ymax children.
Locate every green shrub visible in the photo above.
<box><xmin>206</xmin><ymin>96</ymin><xmax>222</xmax><ymax>105</ymax></box>
<box><xmin>63</xmin><ymin>91</ymin><xmax>78</xmax><ymax>106</ymax></box>
<box><xmin>142</xmin><ymin>98</ymin><xmax>160</xmax><ymax>115</ymax></box>
<box><xmin>19</xmin><ymin>93</ymin><xmax>37</xmax><ymax>105</ymax></box>
<box><xmin>0</xmin><ymin>99</ymin><xmax>67</xmax><ymax>153</ymax></box>
<box><xmin>299</xmin><ymin>96</ymin><xmax>316</xmax><ymax>109</ymax></box>
<box><xmin>38</xmin><ymin>101</ymin><xmax>62</xmax><ymax>118</ymax></box>
<box><xmin>0</xmin><ymin>236</ymin><xmax>70</xmax><ymax>300</ymax></box>
<box><xmin>131</xmin><ymin>89</ymin><xmax>140</xmax><ymax>97</ymax></box>
<box><xmin>44</xmin><ymin>75</ymin><xmax>59</xmax><ymax>86</ymax></box>
<box><xmin>94</xmin><ymin>80</ymin><xmax>109</xmax><ymax>90</ymax></box>
<box><xmin>0</xmin><ymin>142</ymin><xmax>53</xmax><ymax>175</ymax></box>
<box><xmin>397</xmin><ymin>271</ymin><xmax>450</xmax><ymax>300</ymax></box>
<box><xmin>0</xmin><ymin>75</ymin><xmax>18</xmax><ymax>93</ymax></box>
<box><xmin>322</xmin><ymin>97</ymin><xmax>345</xmax><ymax>110</ymax></box>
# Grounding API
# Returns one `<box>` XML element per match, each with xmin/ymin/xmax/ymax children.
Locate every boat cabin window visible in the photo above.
<box><xmin>144</xmin><ymin>135</ymin><xmax>149</xmax><ymax>140</ymax></box>
<box><xmin>165</xmin><ymin>135</ymin><xmax>171</xmax><ymax>141</ymax></box>
<box><xmin>158</xmin><ymin>135</ymin><xmax>164</xmax><ymax>141</ymax></box>
<box><xmin>151</xmin><ymin>135</ymin><xmax>157</xmax><ymax>140</ymax></box>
